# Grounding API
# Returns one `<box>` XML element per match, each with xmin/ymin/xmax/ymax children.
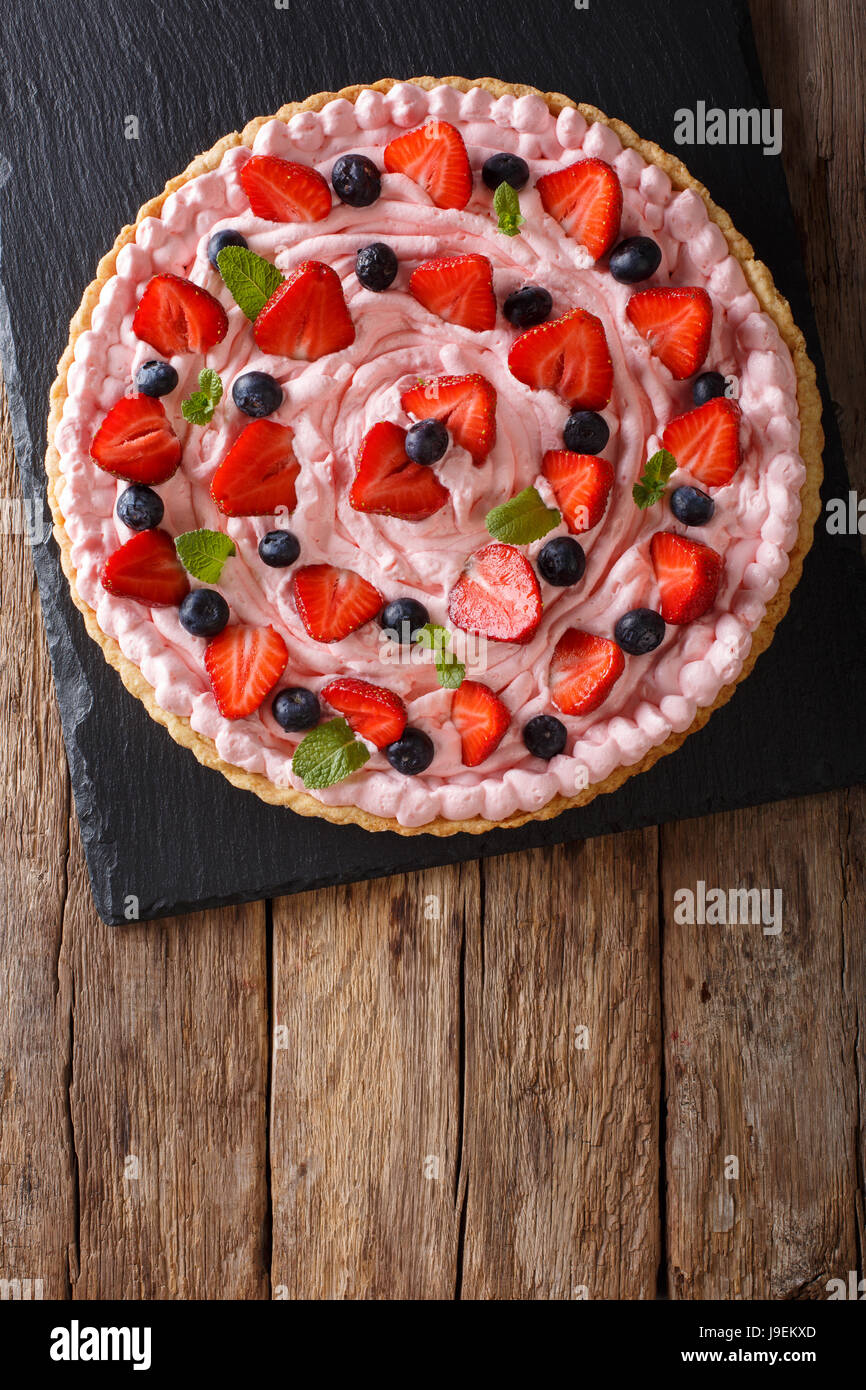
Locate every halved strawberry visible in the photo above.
<box><xmin>211</xmin><ymin>420</ymin><xmax>300</xmax><ymax>516</ymax></box>
<box><xmin>204</xmin><ymin>624</ymin><xmax>289</xmax><ymax>720</ymax></box>
<box><xmin>400</xmin><ymin>373</ymin><xmax>497</xmax><ymax>467</ymax></box>
<box><xmin>625</xmin><ymin>287</ymin><xmax>712</xmax><ymax>380</ymax></box>
<box><xmin>132</xmin><ymin>274</ymin><xmax>228</xmax><ymax>356</ymax></box>
<box><xmin>321</xmin><ymin>677</ymin><xmax>407</xmax><ymax>749</ymax></box>
<box><xmin>240</xmin><ymin>155</ymin><xmax>332</xmax><ymax>222</ymax></box>
<box><xmin>650</xmin><ymin>531</ymin><xmax>723</xmax><ymax>624</ymax></box>
<box><xmin>548</xmin><ymin>629</ymin><xmax>625</xmax><ymax>716</ymax></box>
<box><xmin>542</xmin><ymin>451</ymin><xmax>615</xmax><ymax>534</ymax></box>
<box><xmin>383</xmin><ymin>120</ymin><xmax>472</xmax><ymax>210</ymax></box>
<box><xmin>448</xmin><ymin>542</ymin><xmax>542</xmax><ymax>644</ymax></box>
<box><xmin>451</xmin><ymin>680</ymin><xmax>511</xmax><ymax>767</ymax></box>
<box><xmin>349</xmin><ymin>421</ymin><xmax>449</xmax><ymax>521</ymax></box>
<box><xmin>508</xmin><ymin>308</ymin><xmax>613</xmax><ymax>409</ymax></box>
<box><xmin>253</xmin><ymin>260</ymin><xmax>355</xmax><ymax>360</ymax></box>
<box><xmin>661</xmin><ymin>397</ymin><xmax>742</xmax><ymax>489</ymax></box>
<box><xmin>100</xmin><ymin>528</ymin><xmax>190</xmax><ymax>607</ymax></box>
<box><xmin>408</xmin><ymin>255</ymin><xmax>496</xmax><ymax>332</ymax></box>
<box><xmin>536</xmin><ymin>158</ymin><xmax>623</xmax><ymax>260</ymax></box>
<box><xmin>293</xmin><ymin>564</ymin><xmax>383</xmax><ymax>643</ymax></box>
<box><xmin>90</xmin><ymin>395</ymin><xmax>181</xmax><ymax>484</ymax></box>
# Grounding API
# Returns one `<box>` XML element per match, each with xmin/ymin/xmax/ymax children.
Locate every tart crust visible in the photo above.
<box><xmin>45</xmin><ymin>76</ymin><xmax>824</xmax><ymax>836</ymax></box>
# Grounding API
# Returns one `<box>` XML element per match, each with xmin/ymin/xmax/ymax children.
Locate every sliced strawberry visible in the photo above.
<box><xmin>650</xmin><ymin>531</ymin><xmax>723</xmax><ymax>625</ymax></box>
<box><xmin>132</xmin><ymin>274</ymin><xmax>228</xmax><ymax>357</ymax></box>
<box><xmin>100</xmin><ymin>528</ymin><xmax>190</xmax><ymax>607</ymax></box>
<box><xmin>542</xmin><ymin>451</ymin><xmax>615</xmax><ymax>534</ymax></box>
<box><xmin>448</xmin><ymin>542</ymin><xmax>542</xmax><ymax>644</ymax></box>
<box><xmin>536</xmin><ymin>158</ymin><xmax>622</xmax><ymax>260</ymax></box>
<box><xmin>293</xmin><ymin>564</ymin><xmax>383</xmax><ymax>643</ymax></box>
<box><xmin>662</xmin><ymin>397</ymin><xmax>742</xmax><ymax>489</ymax></box>
<box><xmin>90</xmin><ymin>395</ymin><xmax>181</xmax><ymax>484</ymax></box>
<box><xmin>408</xmin><ymin>255</ymin><xmax>496</xmax><ymax>332</ymax></box>
<box><xmin>383</xmin><ymin>120</ymin><xmax>472</xmax><ymax>210</ymax></box>
<box><xmin>451</xmin><ymin>680</ymin><xmax>511</xmax><ymax>767</ymax></box>
<box><xmin>204</xmin><ymin>624</ymin><xmax>288</xmax><ymax>720</ymax></box>
<box><xmin>253</xmin><ymin>260</ymin><xmax>355</xmax><ymax>360</ymax></box>
<box><xmin>240</xmin><ymin>155</ymin><xmax>332</xmax><ymax>222</ymax></box>
<box><xmin>625</xmin><ymin>287</ymin><xmax>712</xmax><ymax>380</ymax></box>
<box><xmin>211</xmin><ymin>420</ymin><xmax>300</xmax><ymax>517</ymax></box>
<box><xmin>549</xmin><ymin>629</ymin><xmax>625</xmax><ymax>716</ymax></box>
<box><xmin>508</xmin><ymin>308</ymin><xmax>613</xmax><ymax>409</ymax></box>
<box><xmin>321</xmin><ymin>677</ymin><xmax>407</xmax><ymax>749</ymax></box>
<box><xmin>400</xmin><ymin>373</ymin><xmax>497</xmax><ymax>466</ymax></box>
<box><xmin>349</xmin><ymin>421</ymin><xmax>449</xmax><ymax>521</ymax></box>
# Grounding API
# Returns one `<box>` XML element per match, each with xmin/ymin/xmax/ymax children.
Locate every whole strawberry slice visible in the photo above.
<box><xmin>321</xmin><ymin>677</ymin><xmax>408</xmax><ymax>749</ymax></box>
<box><xmin>662</xmin><ymin>397</ymin><xmax>741</xmax><ymax>489</ymax></box>
<box><xmin>508</xmin><ymin>308</ymin><xmax>613</xmax><ymax>409</ymax></box>
<box><xmin>293</xmin><ymin>564</ymin><xmax>383</xmax><ymax>643</ymax></box>
<box><xmin>549</xmin><ymin>629</ymin><xmax>625</xmax><ymax>716</ymax></box>
<box><xmin>100</xmin><ymin>529</ymin><xmax>190</xmax><ymax>607</ymax></box>
<box><xmin>536</xmin><ymin>157</ymin><xmax>623</xmax><ymax>260</ymax></box>
<box><xmin>650</xmin><ymin>531</ymin><xmax>723</xmax><ymax>624</ymax></box>
<box><xmin>448</xmin><ymin>542</ymin><xmax>542</xmax><ymax>644</ymax></box>
<box><xmin>400</xmin><ymin>373</ymin><xmax>497</xmax><ymax>466</ymax></box>
<box><xmin>451</xmin><ymin>680</ymin><xmax>511</xmax><ymax>767</ymax></box>
<box><xmin>349</xmin><ymin>421</ymin><xmax>449</xmax><ymax>521</ymax></box>
<box><xmin>253</xmin><ymin>260</ymin><xmax>355</xmax><ymax>360</ymax></box>
<box><xmin>205</xmin><ymin>624</ymin><xmax>288</xmax><ymax>720</ymax></box>
<box><xmin>211</xmin><ymin>420</ymin><xmax>300</xmax><ymax>516</ymax></box>
<box><xmin>91</xmin><ymin>395</ymin><xmax>182</xmax><ymax>484</ymax></box>
<box><xmin>408</xmin><ymin>255</ymin><xmax>496</xmax><ymax>332</ymax></box>
<box><xmin>240</xmin><ymin>155</ymin><xmax>332</xmax><ymax>222</ymax></box>
<box><xmin>133</xmin><ymin>274</ymin><xmax>228</xmax><ymax>356</ymax></box>
<box><xmin>626</xmin><ymin>287</ymin><xmax>712</xmax><ymax>380</ymax></box>
<box><xmin>542</xmin><ymin>451</ymin><xmax>615</xmax><ymax>534</ymax></box>
<box><xmin>383</xmin><ymin>120</ymin><xmax>472</xmax><ymax>210</ymax></box>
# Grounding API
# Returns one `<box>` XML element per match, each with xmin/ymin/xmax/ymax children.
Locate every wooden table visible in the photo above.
<box><xmin>1</xmin><ymin>0</ymin><xmax>863</xmax><ymax>1300</ymax></box>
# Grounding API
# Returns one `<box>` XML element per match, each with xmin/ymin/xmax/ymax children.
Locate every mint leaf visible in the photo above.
<box><xmin>216</xmin><ymin>245</ymin><xmax>283</xmax><ymax>321</ymax></box>
<box><xmin>198</xmin><ymin>368</ymin><xmax>223</xmax><ymax>404</ymax></box>
<box><xmin>416</xmin><ymin>623</ymin><xmax>465</xmax><ymax>690</ymax></box>
<box><xmin>174</xmin><ymin>528</ymin><xmax>236</xmax><ymax>583</ymax></box>
<box><xmin>292</xmin><ymin>717</ymin><xmax>371</xmax><ymax>789</ymax></box>
<box><xmin>485</xmin><ymin>486</ymin><xmax>560</xmax><ymax>545</ymax></box>
<box><xmin>633</xmin><ymin>448</ymin><xmax>677</xmax><ymax>509</ymax></box>
<box><xmin>494</xmin><ymin>181</ymin><xmax>525</xmax><ymax>237</ymax></box>
<box><xmin>182</xmin><ymin>368</ymin><xmax>224</xmax><ymax>425</ymax></box>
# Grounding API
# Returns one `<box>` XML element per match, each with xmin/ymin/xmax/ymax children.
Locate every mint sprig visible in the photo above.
<box><xmin>485</xmin><ymin>486</ymin><xmax>560</xmax><ymax>545</ymax></box>
<box><xmin>292</xmin><ymin>717</ymin><xmax>371</xmax><ymax>789</ymax></box>
<box><xmin>416</xmin><ymin>623</ymin><xmax>465</xmax><ymax>690</ymax></box>
<box><xmin>494</xmin><ymin>181</ymin><xmax>525</xmax><ymax>237</ymax></box>
<box><xmin>181</xmin><ymin>368</ymin><xmax>223</xmax><ymax>425</ymax></box>
<box><xmin>216</xmin><ymin>245</ymin><xmax>283</xmax><ymax>321</ymax></box>
<box><xmin>633</xmin><ymin>448</ymin><xmax>677</xmax><ymax>509</ymax></box>
<box><xmin>174</xmin><ymin>528</ymin><xmax>236</xmax><ymax>583</ymax></box>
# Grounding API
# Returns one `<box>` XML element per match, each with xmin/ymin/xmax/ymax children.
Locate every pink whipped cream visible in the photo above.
<box><xmin>54</xmin><ymin>83</ymin><xmax>806</xmax><ymax>826</ymax></box>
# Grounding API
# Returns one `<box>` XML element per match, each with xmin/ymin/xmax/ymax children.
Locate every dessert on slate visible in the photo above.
<box><xmin>46</xmin><ymin>77</ymin><xmax>823</xmax><ymax>833</ymax></box>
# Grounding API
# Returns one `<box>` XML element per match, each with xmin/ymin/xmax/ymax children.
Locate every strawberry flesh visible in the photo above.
<box><xmin>205</xmin><ymin>624</ymin><xmax>289</xmax><ymax>720</ymax></box>
<box><xmin>211</xmin><ymin>420</ymin><xmax>300</xmax><ymax>516</ymax></box>
<box><xmin>625</xmin><ymin>287</ymin><xmax>712</xmax><ymax>380</ymax></box>
<box><xmin>293</xmin><ymin>564</ymin><xmax>383</xmax><ymax>643</ymax></box>
<box><xmin>662</xmin><ymin>397</ymin><xmax>742</xmax><ymax>489</ymax></box>
<box><xmin>508</xmin><ymin>308</ymin><xmax>613</xmax><ymax>409</ymax></box>
<box><xmin>650</xmin><ymin>531</ymin><xmax>723</xmax><ymax>624</ymax></box>
<box><xmin>549</xmin><ymin>629</ymin><xmax>625</xmax><ymax>716</ymax></box>
<box><xmin>383</xmin><ymin>120</ymin><xmax>472</xmax><ymax>210</ymax></box>
<box><xmin>536</xmin><ymin>157</ymin><xmax>623</xmax><ymax>260</ymax></box>
<box><xmin>408</xmin><ymin>254</ymin><xmax>496</xmax><ymax>332</ymax></box>
<box><xmin>91</xmin><ymin>394</ymin><xmax>182</xmax><ymax>484</ymax></box>
<box><xmin>321</xmin><ymin>677</ymin><xmax>408</xmax><ymax>749</ymax></box>
<box><xmin>253</xmin><ymin>260</ymin><xmax>355</xmax><ymax>360</ymax></box>
<box><xmin>400</xmin><ymin>373</ymin><xmax>497</xmax><ymax>466</ymax></box>
<box><xmin>451</xmin><ymin>680</ymin><xmax>511</xmax><ymax>767</ymax></box>
<box><xmin>100</xmin><ymin>528</ymin><xmax>190</xmax><ymax>607</ymax></box>
<box><xmin>542</xmin><ymin>450</ymin><xmax>615</xmax><ymax>533</ymax></box>
<box><xmin>132</xmin><ymin>274</ymin><xmax>228</xmax><ymax>356</ymax></box>
<box><xmin>349</xmin><ymin>420</ymin><xmax>449</xmax><ymax>521</ymax></box>
<box><xmin>240</xmin><ymin>155</ymin><xmax>332</xmax><ymax>222</ymax></box>
<box><xmin>448</xmin><ymin>542</ymin><xmax>542</xmax><ymax>644</ymax></box>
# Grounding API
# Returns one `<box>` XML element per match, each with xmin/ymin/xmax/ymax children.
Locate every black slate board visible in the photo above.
<box><xmin>1</xmin><ymin>0</ymin><xmax>864</xmax><ymax>924</ymax></box>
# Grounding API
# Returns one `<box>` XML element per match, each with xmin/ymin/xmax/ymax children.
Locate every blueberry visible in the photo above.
<box><xmin>179</xmin><ymin>588</ymin><xmax>230</xmax><ymax>638</ymax></box>
<box><xmin>614</xmin><ymin>608</ymin><xmax>666</xmax><ymax>655</ymax></box>
<box><xmin>232</xmin><ymin>371</ymin><xmax>283</xmax><ymax>418</ymax></box>
<box><xmin>608</xmin><ymin>236</ymin><xmax>662</xmax><ymax>284</ymax></box>
<box><xmin>208</xmin><ymin>228</ymin><xmax>248</xmax><ymax>270</ymax></box>
<box><xmin>385</xmin><ymin>727</ymin><xmax>435</xmax><ymax>775</ymax></box>
<box><xmin>116</xmin><ymin>484</ymin><xmax>164</xmax><ymax>532</ymax></box>
<box><xmin>258</xmin><ymin>530</ymin><xmax>300</xmax><ymax>567</ymax></box>
<box><xmin>272</xmin><ymin>686</ymin><xmax>320</xmax><ymax>732</ymax></box>
<box><xmin>135</xmin><ymin>360</ymin><xmax>178</xmax><ymax>397</ymax></box>
<box><xmin>537</xmin><ymin>536</ymin><xmax>586</xmax><ymax>587</ymax></box>
<box><xmin>482</xmin><ymin>152</ymin><xmax>530</xmax><ymax>191</ymax></box>
<box><xmin>692</xmin><ymin>371</ymin><xmax>729</xmax><ymax>406</ymax></box>
<box><xmin>670</xmin><ymin>485</ymin><xmax>715</xmax><ymax>526</ymax></box>
<box><xmin>355</xmin><ymin>242</ymin><xmax>398</xmax><ymax>292</ymax></box>
<box><xmin>563</xmin><ymin>410</ymin><xmax>610</xmax><ymax>455</ymax></box>
<box><xmin>331</xmin><ymin>153</ymin><xmax>382</xmax><ymax>207</ymax></box>
<box><xmin>405</xmin><ymin>419</ymin><xmax>449</xmax><ymax>465</ymax></box>
<box><xmin>522</xmin><ymin>714</ymin><xmax>568</xmax><ymax>760</ymax></box>
<box><xmin>379</xmin><ymin>598</ymin><xmax>430</xmax><ymax>644</ymax></box>
<box><xmin>504</xmin><ymin>284</ymin><xmax>553</xmax><ymax>329</ymax></box>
